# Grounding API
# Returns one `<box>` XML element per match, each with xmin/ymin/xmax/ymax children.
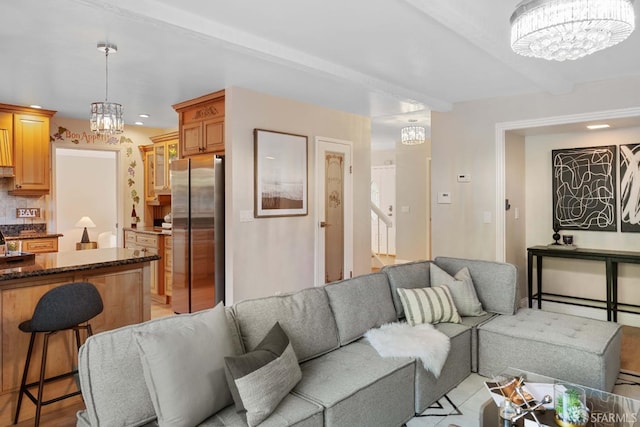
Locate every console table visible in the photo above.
<box><xmin>527</xmin><ymin>245</ymin><xmax>640</xmax><ymax>322</ymax></box>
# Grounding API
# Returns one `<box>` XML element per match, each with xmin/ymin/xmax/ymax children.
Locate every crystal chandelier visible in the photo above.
<box><xmin>510</xmin><ymin>0</ymin><xmax>635</xmax><ymax>61</ymax></box>
<box><xmin>401</xmin><ymin>126</ymin><xmax>426</xmax><ymax>145</ymax></box>
<box><xmin>90</xmin><ymin>42</ymin><xmax>124</xmax><ymax>134</ymax></box>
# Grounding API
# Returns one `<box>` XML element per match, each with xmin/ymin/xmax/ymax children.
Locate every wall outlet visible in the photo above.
<box><xmin>400</xmin><ymin>205</ymin><xmax>410</xmax><ymax>213</ymax></box>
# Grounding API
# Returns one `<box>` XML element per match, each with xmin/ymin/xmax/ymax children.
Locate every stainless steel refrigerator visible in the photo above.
<box><xmin>171</xmin><ymin>155</ymin><xmax>225</xmax><ymax>313</ymax></box>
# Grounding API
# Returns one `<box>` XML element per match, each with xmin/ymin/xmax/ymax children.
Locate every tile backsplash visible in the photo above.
<box><xmin>0</xmin><ymin>178</ymin><xmax>49</xmax><ymax>235</ymax></box>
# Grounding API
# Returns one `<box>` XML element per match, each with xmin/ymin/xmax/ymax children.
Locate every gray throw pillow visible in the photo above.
<box><xmin>430</xmin><ymin>264</ymin><xmax>486</xmax><ymax>316</ymax></box>
<box><xmin>133</xmin><ymin>302</ymin><xmax>237</xmax><ymax>427</ymax></box>
<box><xmin>225</xmin><ymin>322</ymin><xmax>302</xmax><ymax>427</ymax></box>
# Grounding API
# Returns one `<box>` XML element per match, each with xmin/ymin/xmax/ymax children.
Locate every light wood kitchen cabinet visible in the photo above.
<box><xmin>124</xmin><ymin>229</ymin><xmax>166</xmax><ymax>303</ymax></box>
<box><xmin>21</xmin><ymin>237</ymin><xmax>59</xmax><ymax>253</ymax></box>
<box><xmin>150</xmin><ymin>131</ymin><xmax>179</xmax><ymax>195</ymax></box>
<box><xmin>173</xmin><ymin>90</ymin><xmax>225</xmax><ymax>157</ymax></box>
<box><xmin>164</xmin><ymin>235</ymin><xmax>172</xmax><ymax>298</ymax></box>
<box><xmin>141</xmin><ymin>145</ymin><xmax>156</xmax><ymax>202</ymax></box>
<box><xmin>0</xmin><ymin>104</ymin><xmax>56</xmax><ymax>196</ymax></box>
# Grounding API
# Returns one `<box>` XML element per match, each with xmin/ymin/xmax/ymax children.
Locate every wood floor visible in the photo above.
<box><xmin>15</xmin><ymin>315</ymin><xmax>640</xmax><ymax>427</ymax></box>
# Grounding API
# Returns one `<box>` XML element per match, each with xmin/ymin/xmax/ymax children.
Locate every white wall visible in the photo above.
<box><xmin>431</xmin><ymin>74</ymin><xmax>640</xmax><ymax>260</ymax></box>
<box><xmin>395</xmin><ymin>139</ymin><xmax>431</xmax><ymax>261</ymax></box>
<box><xmin>225</xmin><ymin>87</ymin><xmax>371</xmax><ymax>303</ymax></box>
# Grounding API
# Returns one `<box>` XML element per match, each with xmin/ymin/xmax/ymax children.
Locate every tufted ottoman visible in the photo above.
<box><xmin>476</xmin><ymin>308</ymin><xmax>621</xmax><ymax>391</ymax></box>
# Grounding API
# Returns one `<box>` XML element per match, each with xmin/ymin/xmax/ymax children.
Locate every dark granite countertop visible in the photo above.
<box><xmin>124</xmin><ymin>226</ymin><xmax>170</xmax><ymax>236</ymax></box>
<box><xmin>5</xmin><ymin>233</ymin><xmax>64</xmax><ymax>241</ymax></box>
<box><xmin>0</xmin><ymin>248</ymin><xmax>161</xmax><ymax>281</ymax></box>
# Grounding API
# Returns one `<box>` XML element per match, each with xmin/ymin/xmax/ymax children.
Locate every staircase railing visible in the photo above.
<box><xmin>370</xmin><ymin>201</ymin><xmax>392</xmax><ymax>258</ymax></box>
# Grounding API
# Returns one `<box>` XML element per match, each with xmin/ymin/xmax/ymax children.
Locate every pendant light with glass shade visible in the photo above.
<box><xmin>401</xmin><ymin>124</ymin><xmax>426</xmax><ymax>145</ymax></box>
<box><xmin>90</xmin><ymin>42</ymin><xmax>124</xmax><ymax>134</ymax></box>
<box><xmin>510</xmin><ymin>0</ymin><xmax>635</xmax><ymax>61</ymax></box>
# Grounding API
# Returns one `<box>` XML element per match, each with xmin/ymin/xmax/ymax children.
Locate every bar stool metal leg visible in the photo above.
<box><xmin>13</xmin><ymin>332</ymin><xmax>36</xmax><ymax>425</ymax></box>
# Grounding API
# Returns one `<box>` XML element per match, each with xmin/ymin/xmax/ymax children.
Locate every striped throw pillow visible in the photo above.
<box><xmin>397</xmin><ymin>286</ymin><xmax>461</xmax><ymax>326</ymax></box>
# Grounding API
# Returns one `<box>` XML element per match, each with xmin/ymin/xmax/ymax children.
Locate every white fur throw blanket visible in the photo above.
<box><xmin>364</xmin><ymin>322</ymin><xmax>450</xmax><ymax>377</ymax></box>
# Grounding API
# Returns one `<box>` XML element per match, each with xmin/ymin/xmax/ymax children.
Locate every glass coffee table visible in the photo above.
<box><xmin>477</xmin><ymin>368</ymin><xmax>640</xmax><ymax>427</ymax></box>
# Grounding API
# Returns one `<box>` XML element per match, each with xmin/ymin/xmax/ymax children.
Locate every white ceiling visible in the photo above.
<box><xmin>2</xmin><ymin>0</ymin><xmax>640</xmax><ymax>150</ymax></box>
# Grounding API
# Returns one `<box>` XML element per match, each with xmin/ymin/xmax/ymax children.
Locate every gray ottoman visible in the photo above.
<box><xmin>477</xmin><ymin>308</ymin><xmax>621</xmax><ymax>391</ymax></box>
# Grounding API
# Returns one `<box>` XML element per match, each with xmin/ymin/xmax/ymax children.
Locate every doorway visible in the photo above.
<box><xmin>315</xmin><ymin>137</ymin><xmax>353</xmax><ymax>285</ymax></box>
<box><xmin>371</xmin><ymin>165</ymin><xmax>396</xmax><ymax>256</ymax></box>
<box><xmin>54</xmin><ymin>148</ymin><xmax>119</xmax><ymax>252</ymax></box>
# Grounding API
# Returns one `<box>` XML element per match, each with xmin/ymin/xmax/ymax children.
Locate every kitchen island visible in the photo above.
<box><xmin>0</xmin><ymin>248</ymin><xmax>160</xmax><ymax>425</ymax></box>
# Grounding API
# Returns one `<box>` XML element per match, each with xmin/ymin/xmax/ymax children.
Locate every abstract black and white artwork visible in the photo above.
<box><xmin>552</xmin><ymin>145</ymin><xmax>617</xmax><ymax>231</ymax></box>
<box><xmin>620</xmin><ymin>143</ymin><xmax>640</xmax><ymax>232</ymax></box>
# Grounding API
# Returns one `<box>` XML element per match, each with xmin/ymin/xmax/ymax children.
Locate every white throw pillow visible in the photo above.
<box><xmin>430</xmin><ymin>264</ymin><xmax>486</xmax><ymax>317</ymax></box>
<box><xmin>396</xmin><ymin>286</ymin><xmax>461</xmax><ymax>325</ymax></box>
<box><xmin>134</xmin><ymin>302</ymin><xmax>238</xmax><ymax>427</ymax></box>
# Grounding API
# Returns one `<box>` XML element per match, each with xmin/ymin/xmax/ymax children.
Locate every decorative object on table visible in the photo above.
<box><xmin>499</xmin><ymin>397</ymin><xmax>517</xmax><ymax>427</ymax></box>
<box><xmin>254</xmin><ymin>129</ymin><xmax>308</xmax><ymax>217</ymax></box>
<box><xmin>509</xmin><ymin>0</ymin><xmax>635</xmax><ymax>61</ymax></box>
<box><xmin>554</xmin><ymin>383</ymin><xmax>588</xmax><ymax>427</ymax></box>
<box><xmin>0</xmin><ymin>229</ymin><xmax>6</xmax><ymax>256</ymax></box>
<box><xmin>551</xmin><ymin>222</ymin><xmax>561</xmax><ymax>245</ymax></box>
<box><xmin>75</xmin><ymin>216</ymin><xmax>96</xmax><ymax>244</ymax></box>
<box><xmin>620</xmin><ymin>143</ymin><xmax>640</xmax><ymax>232</ymax></box>
<box><xmin>552</xmin><ymin>146</ymin><xmax>617</xmax><ymax>231</ymax></box>
<box><xmin>562</xmin><ymin>235</ymin><xmax>574</xmax><ymax>246</ymax></box>
<box><xmin>90</xmin><ymin>42</ymin><xmax>124</xmax><ymax>135</ymax></box>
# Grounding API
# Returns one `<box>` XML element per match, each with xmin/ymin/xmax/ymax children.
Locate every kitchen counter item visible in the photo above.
<box><xmin>0</xmin><ymin>252</ymin><xmax>35</xmax><ymax>268</ymax></box>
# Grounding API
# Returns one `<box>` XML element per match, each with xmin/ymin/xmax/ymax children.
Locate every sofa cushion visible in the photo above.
<box><xmin>397</xmin><ymin>286</ymin><xmax>461</xmax><ymax>325</ymax></box>
<box><xmin>294</xmin><ymin>341</ymin><xmax>415</xmax><ymax>427</ymax></box>
<box><xmin>134</xmin><ymin>303</ymin><xmax>238</xmax><ymax>427</ymax></box>
<box><xmin>430</xmin><ymin>264</ymin><xmax>486</xmax><ymax>317</ymax></box>
<box><xmin>208</xmin><ymin>396</ymin><xmax>324</xmax><ymax>427</ymax></box>
<box><xmin>435</xmin><ymin>256</ymin><xmax>518</xmax><ymax>315</ymax></box>
<box><xmin>478</xmin><ymin>308</ymin><xmax>622</xmax><ymax>391</ymax></box>
<box><xmin>233</xmin><ymin>287</ymin><xmax>339</xmax><ymax>362</ymax></box>
<box><xmin>324</xmin><ymin>272</ymin><xmax>397</xmax><ymax>345</ymax></box>
<box><xmin>382</xmin><ymin>260</ymin><xmax>432</xmax><ymax>319</ymax></box>
<box><xmin>225</xmin><ymin>322</ymin><xmax>302</xmax><ymax>426</ymax></box>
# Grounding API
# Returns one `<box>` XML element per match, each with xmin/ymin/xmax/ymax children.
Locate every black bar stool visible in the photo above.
<box><xmin>13</xmin><ymin>282</ymin><xmax>104</xmax><ymax>426</ymax></box>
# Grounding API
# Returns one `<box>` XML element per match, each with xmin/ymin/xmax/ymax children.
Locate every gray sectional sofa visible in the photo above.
<box><xmin>76</xmin><ymin>257</ymin><xmax>621</xmax><ymax>427</ymax></box>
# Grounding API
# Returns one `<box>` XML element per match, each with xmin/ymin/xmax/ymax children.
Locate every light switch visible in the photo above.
<box><xmin>457</xmin><ymin>174</ymin><xmax>471</xmax><ymax>183</ymax></box>
<box><xmin>483</xmin><ymin>211</ymin><xmax>492</xmax><ymax>223</ymax></box>
<box><xmin>437</xmin><ymin>192</ymin><xmax>452</xmax><ymax>204</ymax></box>
<box><xmin>514</xmin><ymin>207</ymin><xmax>520</xmax><ymax>220</ymax></box>
<box><xmin>400</xmin><ymin>206</ymin><xmax>410</xmax><ymax>213</ymax></box>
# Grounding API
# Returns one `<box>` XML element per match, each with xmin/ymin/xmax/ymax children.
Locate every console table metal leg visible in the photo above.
<box><xmin>527</xmin><ymin>252</ymin><xmax>533</xmax><ymax>308</ymax></box>
<box><xmin>611</xmin><ymin>262</ymin><xmax>618</xmax><ymax>322</ymax></box>
<box><xmin>605</xmin><ymin>259</ymin><xmax>614</xmax><ymax>322</ymax></box>
<box><xmin>536</xmin><ymin>256</ymin><xmax>542</xmax><ymax>309</ymax></box>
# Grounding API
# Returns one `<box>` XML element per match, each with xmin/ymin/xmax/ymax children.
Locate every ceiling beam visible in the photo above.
<box><xmin>74</xmin><ymin>0</ymin><xmax>453</xmax><ymax>112</ymax></box>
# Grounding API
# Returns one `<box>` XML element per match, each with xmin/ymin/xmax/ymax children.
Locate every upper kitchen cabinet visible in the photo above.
<box><xmin>172</xmin><ymin>90</ymin><xmax>225</xmax><ymax>157</ymax></box>
<box><xmin>150</xmin><ymin>131</ymin><xmax>179</xmax><ymax>195</ymax></box>
<box><xmin>0</xmin><ymin>103</ymin><xmax>56</xmax><ymax>196</ymax></box>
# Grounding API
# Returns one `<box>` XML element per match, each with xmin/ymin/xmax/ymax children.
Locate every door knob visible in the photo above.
<box><xmin>320</xmin><ymin>221</ymin><xmax>330</xmax><ymax>228</ymax></box>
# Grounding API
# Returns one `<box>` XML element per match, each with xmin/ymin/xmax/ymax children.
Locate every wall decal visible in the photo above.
<box><xmin>620</xmin><ymin>143</ymin><xmax>640</xmax><ymax>232</ymax></box>
<box><xmin>552</xmin><ymin>145</ymin><xmax>617</xmax><ymax>231</ymax></box>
